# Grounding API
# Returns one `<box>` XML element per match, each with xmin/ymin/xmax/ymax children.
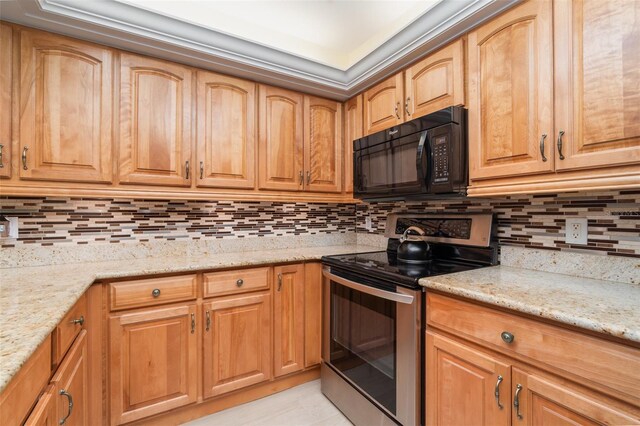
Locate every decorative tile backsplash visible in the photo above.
<box><xmin>0</xmin><ymin>197</ymin><xmax>355</xmax><ymax>247</ymax></box>
<box><xmin>356</xmin><ymin>190</ymin><xmax>640</xmax><ymax>258</ymax></box>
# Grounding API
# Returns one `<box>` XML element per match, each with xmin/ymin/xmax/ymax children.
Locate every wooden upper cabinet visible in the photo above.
<box><xmin>19</xmin><ymin>29</ymin><xmax>113</xmax><ymax>183</ymax></box>
<box><xmin>119</xmin><ymin>53</ymin><xmax>193</xmax><ymax>187</ymax></box>
<box><xmin>363</xmin><ymin>73</ymin><xmax>404</xmax><ymax>135</ymax></box>
<box><xmin>553</xmin><ymin>0</ymin><xmax>640</xmax><ymax>171</ymax></box>
<box><xmin>0</xmin><ymin>24</ymin><xmax>11</xmax><ymax>179</ymax></box>
<box><xmin>304</xmin><ymin>96</ymin><xmax>342</xmax><ymax>193</ymax></box>
<box><xmin>258</xmin><ymin>85</ymin><xmax>304</xmax><ymax>191</ymax></box>
<box><xmin>468</xmin><ymin>0</ymin><xmax>554</xmax><ymax>181</ymax></box>
<box><xmin>196</xmin><ymin>71</ymin><xmax>256</xmax><ymax>189</ymax></box>
<box><xmin>273</xmin><ymin>264</ymin><xmax>305</xmax><ymax>377</ymax></box>
<box><xmin>343</xmin><ymin>95</ymin><xmax>362</xmax><ymax>194</ymax></box>
<box><xmin>203</xmin><ymin>292</ymin><xmax>272</xmax><ymax>398</ymax></box>
<box><xmin>405</xmin><ymin>39</ymin><xmax>465</xmax><ymax>120</ymax></box>
<box><xmin>109</xmin><ymin>304</ymin><xmax>198</xmax><ymax>424</ymax></box>
<box><xmin>426</xmin><ymin>332</ymin><xmax>511</xmax><ymax>426</ymax></box>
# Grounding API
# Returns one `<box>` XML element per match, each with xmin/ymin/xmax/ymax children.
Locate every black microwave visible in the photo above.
<box><xmin>353</xmin><ymin>106</ymin><xmax>467</xmax><ymax>201</ymax></box>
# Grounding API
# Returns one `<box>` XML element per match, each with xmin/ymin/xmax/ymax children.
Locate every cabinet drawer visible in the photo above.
<box><xmin>203</xmin><ymin>267</ymin><xmax>270</xmax><ymax>298</ymax></box>
<box><xmin>52</xmin><ymin>294</ymin><xmax>86</xmax><ymax>367</ymax></box>
<box><xmin>427</xmin><ymin>293</ymin><xmax>640</xmax><ymax>406</ymax></box>
<box><xmin>110</xmin><ymin>275</ymin><xmax>197</xmax><ymax>311</ymax></box>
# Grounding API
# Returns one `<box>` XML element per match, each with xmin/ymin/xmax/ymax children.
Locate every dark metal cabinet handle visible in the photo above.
<box><xmin>501</xmin><ymin>331</ymin><xmax>515</xmax><ymax>344</ymax></box>
<box><xmin>0</xmin><ymin>144</ymin><xmax>3</xmax><ymax>168</ymax></box>
<box><xmin>299</xmin><ymin>170</ymin><xmax>303</xmax><ymax>185</ymax></box>
<box><xmin>199</xmin><ymin>161</ymin><xmax>204</xmax><ymax>179</ymax></box>
<box><xmin>557</xmin><ymin>130</ymin><xmax>565</xmax><ymax>160</ymax></box>
<box><xmin>494</xmin><ymin>375</ymin><xmax>504</xmax><ymax>409</ymax></box>
<box><xmin>405</xmin><ymin>97</ymin><xmax>411</xmax><ymax>116</ymax></box>
<box><xmin>306</xmin><ymin>171</ymin><xmax>311</xmax><ymax>185</ymax></box>
<box><xmin>152</xmin><ymin>288</ymin><xmax>161</xmax><ymax>298</ymax></box>
<box><xmin>205</xmin><ymin>310</ymin><xmax>211</xmax><ymax>332</ymax></box>
<box><xmin>539</xmin><ymin>134</ymin><xmax>548</xmax><ymax>162</ymax></box>
<box><xmin>22</xmin><ymin>146</ymin><xmax>28</xmax><ymax>170</ymax></box>
<box><xmin>236</xmin><ymin>278</ymin><xmax>244</xmax><ymax>287</ymax></box>
<box><xmin>70</xmin><ymin>316</ymin><xmax>84</xmax><ymax>326</ymax></box>
<box><xmin>191</xmin><ymin>313</ymin><xmax>195</xmax><ymax>334</ymax></box>
<box><xmin>59</xmin><ymin>389</ymin><xmax>74</xmax><ymax>425</ymax></box>
<box><xmin>277</xmin><ymin>273</ymin><xmax>283</xmax><ymax>292</ymax></box>
<box><xmin>185</xmin><ymin>160</ymin><xmax>190</xmax><ymax>179</ymax></box>
<box><xmin>394</xmin><ymin>103</ymin><xmax>400</xmax><ymax>119</ymax></box>
<box><xmin>514</xmin><ymin>384</ymin><xmax>523</xmax><ymax>420</ymax></box>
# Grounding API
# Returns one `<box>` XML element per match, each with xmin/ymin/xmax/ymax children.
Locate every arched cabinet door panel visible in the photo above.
<box><xmin>363</xmin><ymin>73</ymin><xmax>404</xmax><ymax>136</ymax></box>
<box><xmin>304</xmin><ymin>96</ymin><xmax>342</xmax><ymax>193</ymax></box>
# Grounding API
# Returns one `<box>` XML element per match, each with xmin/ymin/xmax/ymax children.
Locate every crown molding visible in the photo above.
<box><xmin>0</xmin><ymin>0</ymin><xmax>520</xmax><ymax>100</ymax></box>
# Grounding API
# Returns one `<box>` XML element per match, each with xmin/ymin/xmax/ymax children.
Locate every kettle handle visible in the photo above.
<box><xmin>401</xmin><ymin>226</ymin><xmax>426</xmax><ymax>242</ymax></box>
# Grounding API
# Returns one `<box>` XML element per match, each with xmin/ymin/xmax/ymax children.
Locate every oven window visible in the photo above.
<box><xmin>329</xmin><ymin>281</ymin><xmax>396</xmax><ymax>415</ymax></box>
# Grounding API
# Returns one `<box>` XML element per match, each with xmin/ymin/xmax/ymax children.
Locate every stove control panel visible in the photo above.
<box><xmin>386</xmin><ymin>214</ymin><xmax>493</xmax><ymax>247</ymax></box>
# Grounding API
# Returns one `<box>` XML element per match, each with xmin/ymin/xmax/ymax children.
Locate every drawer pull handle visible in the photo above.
<box><xmin>0</xmin><ymin>144</ymin><xmax>3</xmax><ymax>168</ymax></box>
<box><xmin>501</xmin><ymin>331</ymin><xmax>514</xmax><ymax>344</ymax></box>
<box><xmin>59</xmin><ymin>389</ymin><xmax>73</xmax><ymax>425</ymax></box>
<box><xmin>191</xmin><ymin>313</ymin><xmax>195</xmax><ymax>334</ymax></box>
<box><xmin>70</xmin><ymin>316</ymin><xmax>84</xmax><ymax>327</ymax></box>
<box><xmin>277</xmin><ymin>273</ymin><xmax>283</xmax><ymax>292</ymax></box>
<box><xmin>22</xmin><ymin>146</ymin><xmax>28</xmax><ymax>170</ymax></box>
<box><xmin>539</xmin><ymin>134</ymin><xmax>548</xmax><ymax>162</ymax></box>
<box><xmin>205</xmin><ymin>310</ymin><xmax>211</xmax><ymax>332</ymax></box>
<box><xmin>151</xmin><ymin>288</ymin><xmax>161</xmax><ymax>298</ymax></box>
<box><xmin>405</xmin><ymin>97</ymin><xmax>411</xmax><ymax>116</ymax></box>
<box><xmin>494</xmin><ymin>375</ymin><xmax>504</xmax><ymax>409</ymax></box>
<box><xmin>236</xmin><ymin>278</ymin><xmax>244</xmax><ymax>287</ymax></box>
<box><xmin>185</xmin><ymin>160</ymin><xmax>190</xmax><ymax>180</ymax></box>
<box><xmin>514</xmin><ymin>384</ymin><xmax>523</xmax><ymax>420</ymax></box>
<box><xmin>557</xmin><ymin>130</ymin><xmax>565</xmax><ymax>160</ymax></box>
<box><xmin>394</xmin><ymin>103</ymin><xmax>400</xmax><ymax>119</ymax></box>
<box><xmin>200</xmin><ymin>161</ymin><xmax>204</xmax><ymax>179</ymax></box>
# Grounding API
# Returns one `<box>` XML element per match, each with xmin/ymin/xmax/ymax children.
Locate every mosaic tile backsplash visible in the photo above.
<box><xmin>1</xmin><ymin>190</ymin><xmax>638</xmax><ymax>258</ymax></box>
<box><xmin>0</xmin><ymin>198</ymin><xmax>355</xmax><ymax>247</ymax></box>
<box><xmin>356</xmin><ymin>190</ymin><xmax>640</xmax><ymax>258</ymax></box>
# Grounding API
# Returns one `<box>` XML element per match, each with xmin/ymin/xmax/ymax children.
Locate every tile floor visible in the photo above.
<box><xmin>183</xmin><ymin>380</ymin><xmax>352</xmax><ymax>426</ymax></box>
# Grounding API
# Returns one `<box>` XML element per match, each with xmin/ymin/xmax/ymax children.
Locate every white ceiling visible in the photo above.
<box><xmin>117</xmin><ymin>0</ymin><xmax>441</xmax><ymax>70</ymax></box>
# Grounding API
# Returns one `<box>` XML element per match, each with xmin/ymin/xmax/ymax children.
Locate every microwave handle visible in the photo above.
<box><xmin>416</xmin><ymin>131</ymin><xmax>429</xmax><ymax>183</ymax></box>
<box><xmin>323</xmin><ymin>269</ymin><xmax>415</xmax><ymax>304</ymax></box>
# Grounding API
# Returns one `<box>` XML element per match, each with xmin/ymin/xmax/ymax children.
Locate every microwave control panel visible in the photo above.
<box><xmin>432</xmin><ymin>135</ymin><xmax>449</xmax><ymax>183</ymax></box>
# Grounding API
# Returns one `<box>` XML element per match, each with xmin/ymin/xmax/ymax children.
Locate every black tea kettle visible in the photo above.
<box><xmin>397</xmin><ymin>226</ymin><xmax>431</xmax><ymax>264</ymax></box>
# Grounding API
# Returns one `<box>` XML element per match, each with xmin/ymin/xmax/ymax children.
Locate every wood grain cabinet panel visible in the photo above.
<box><xmin>426</xmin><ymin>331</ymin><xmax>511</xmax><ymax>426</ymax></box>
<box><xmin>203</xmin><ymin>292</ymin><xmax>272</xmax><ymax>398</ymax></box>
<box><xmin>119</xmin><ymin>53</ymin><xmax>193</xmax><ymax>187</ymax></box>
<box><xmin>0</xmin><ymin>24</ymin><xmax>11</xmax><ymax>178</ymax></box>
<box><xmin>273</xmin><ymin>264</ymin><xmax>305</xmax><ymax>377</ymax></box>
<box><xmin>203</xmin><ymin>267</ymin><xmax>270</xmax><ymax>298</ymax></box>
<box><xmin>109</xmin><ymin>304</ymin><xmax>198</xmax><ymax>424</ymax></box>
<box><xmin>52</xmin><ymin>294</ymin><xmax>86</xmax><ymax>369</ymax></box>
<box><xmin>303</xmin><ymin>263</ymin><xmax>322</xmax><ymax>368</ymax></box>
<box><xmin>51</xmin><ymin>331</ymin><xmax>88</xmax><ymax>426</ymax></box>
<box><xmin>468</xmin><ymin>0</ymin><xmax>554</xmax><ymax>180</ymax></box>
<box><xmin>553</xmin><ymin>0</ymin><xmax>640</xmax><ymax>170</ymax></box>
<box><xmin>109</xmin><ymin>274</ymin><xmax>197</xmax><ymax>311</ymax></box>
<box><xmin>404</xmin><ymin>39</ymin><xmax>465</xmax><ymax>120</ymax></box>
<box><xmin>24</xmin><ymin>385</ymin><xmax>56</xmax><ymax>426</ymax></box>
<box><xmin>343</xmin><ymin>95</ymin><xmax>363</xmax><ymax>194</ymax></box>
<box><xmin>18</xmin><ymin>29</ymin><xmax>113</xmax><ymax>183</ymax></box>
<box><xmin>304</xmin><ymin>96</ymin><xmax>342</xmax><ymax>193</ymax></box>
<box><xmin>363</xmin><ymin>73</ymin><xmax>404</xmax><ymax>136</ymax></box>
<box><xmin>258</xmin><ymin>85</ymin><xmax>304</xmax><ymax>191</ymax></box>
<box><xmin>196</xmin><ymin>71</ymin><xmax>256</xmax><ymax>189</ymax></box>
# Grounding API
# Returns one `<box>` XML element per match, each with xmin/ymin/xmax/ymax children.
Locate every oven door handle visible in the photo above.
<box><xmin>323</xmin><ymin>270</ymin><xmax>415</xmax><ymax>304</ymax></box>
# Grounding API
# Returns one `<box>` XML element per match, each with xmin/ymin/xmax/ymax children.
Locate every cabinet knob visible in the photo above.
<box><xmin>236</xmin><ymin>279</ymin><xmax>244</xmax><ymax>287</ymax></box>
<box><xmin>70</xmin><ymin>316</ymin><xmax>84</xmax><ymax>326</ymax></box>
<box><xmin>152</xmin><ymin>288</ymin><xmax>161</xmax><ymax>298</ymax></box>
<box><xmin>501</xmin><ymin>331</ymin><xmax>515</xmax><ymax>344</ymax></box>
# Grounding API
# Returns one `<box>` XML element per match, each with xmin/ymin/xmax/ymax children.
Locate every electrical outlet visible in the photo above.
<box><xmin>565</xmin><ymin>218</ymin><xmax>588</xmax><ymax>245</ymax></box>
<box><xmin>364</xmin><ymin>216</ymin><xmax>373</xmax><ymax>231</ymax></box>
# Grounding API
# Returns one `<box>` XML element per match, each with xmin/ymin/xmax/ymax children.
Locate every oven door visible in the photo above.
<box><xmin>322</xmin><ymin>268</ymin><xmax>421</xmax><ymax>426</ymax></box>
<box><xmin>354</xmin><ymin>131</ymin><xmax>428</xmax><ymax>198</ymax></box>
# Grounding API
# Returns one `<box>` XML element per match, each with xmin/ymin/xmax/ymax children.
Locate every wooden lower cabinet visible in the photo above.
<box><xmin>24</xmin><ymin>385</ymin><xmax>56</xmax><ymax>426</ymax></box>
<box><xmin>426</xmin><ymin>331</ymin><xmax>511</xmax><ymax>426</ymax></box>
<box><xmin>51</xmin><ymin>331</ymin><xmax>88</xmax><ymax>426</ymax></box>
<box><xmin>273</xmin><ymin>264</ymin><xmax>306</xmax><ymax>377</ymax></box>
<box><xmin>203</xmin><ymin>292</ymin><xmax>272</xmax><ymax>398</ymax></box>
<box><xmin>109</xmin><ymin>304</ymin><xmax>198</xmax><ymax>425</ymax></box>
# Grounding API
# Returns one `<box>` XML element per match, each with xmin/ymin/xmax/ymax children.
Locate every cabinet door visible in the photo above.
<box><xmin>196</xmin><ymin>71</ymin><xmax>256</xmax><ymax>189</ymax></box>
<box><xmin>0</xmin><ymin>24</ymin><xmax>11</xmax><ymax>178</ymax></box>
<box><xmin>303</xmin><ymin>96</ymin><xmax>342</xmax><ymax>193</ymax></box>
<box><xmin>405</xmin><ymin>39</ymin><xmax>465</xmax><ymax>120</ymax></box>
<box><xmin>109</xmin><ymin>304</ymin><xmax>197</xmax><ymax>424</ymax></box>
<box><xmin>343</xmin><ymin>95</ymin><xmax>363</xmax><ymax>194</ymax></box>
<box><xmin>258</xmin><ymin>85</ymin><xmax>304</xmax><ymax>191</ymax></box>
<box><xmin>426</xmin><ymin>332</ymin><xmax>511</xmax><ymax>426</ymax></box>
<box><xmin>363</xmin><ymin>73</ymin><xmax>404</xmax><ymax>135</ymax></box>
<box><xmin>553</xmin><ymin>0</ymin><xmax>640</xmax><ymax>170</ymax></box>
<box><xmin>119</xmin><ymin>53</ymin><xmax>193</xmax><ymax>187</ymax></box>
<box><xmin>19</xmin><ymin>29</ymin><xmax>113</xmax><ymax>183</ymax></box>
<box><xmin>51</xmin><ymin>331</ymin><xmax>88</xmax><ymax>426</ymax></box>
<box><xmin>203</xmin><ymin>292</ymin><xmax>271</xmax><ymax>398</ymax></box>
<box><xmin>24</xmin><ymin>385</ymin><xmax>56</xmax><ymax>426</ymax></box>
<box><xmin>273</xmin><ymin>264</ymin><xmax>305</xmax><ymax>377</ymax></box>
<box><xmin>468</xmin><ymin>0</ymin><xmax>554</xmax><ymax>180</ymax></box>
<box><xmin>512</xmin><ymin>368</ymin><xmax>640</xmax><ymax>425</ymax></box>
<box><xmin>303</xmin><ymin>262</ymin><xmax>322</xmax><ymax>368</ymax></box>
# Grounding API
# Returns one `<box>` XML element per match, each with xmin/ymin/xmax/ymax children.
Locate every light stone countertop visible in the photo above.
<box><xmin>0</xmin><ymin>244</ymin><xmax>382</xmax><ymax>393</ymax></box>
<box><xmin>419</xmin><ymin>265</ymin><xmax>640</xmax><ymax>343</ymax></box>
